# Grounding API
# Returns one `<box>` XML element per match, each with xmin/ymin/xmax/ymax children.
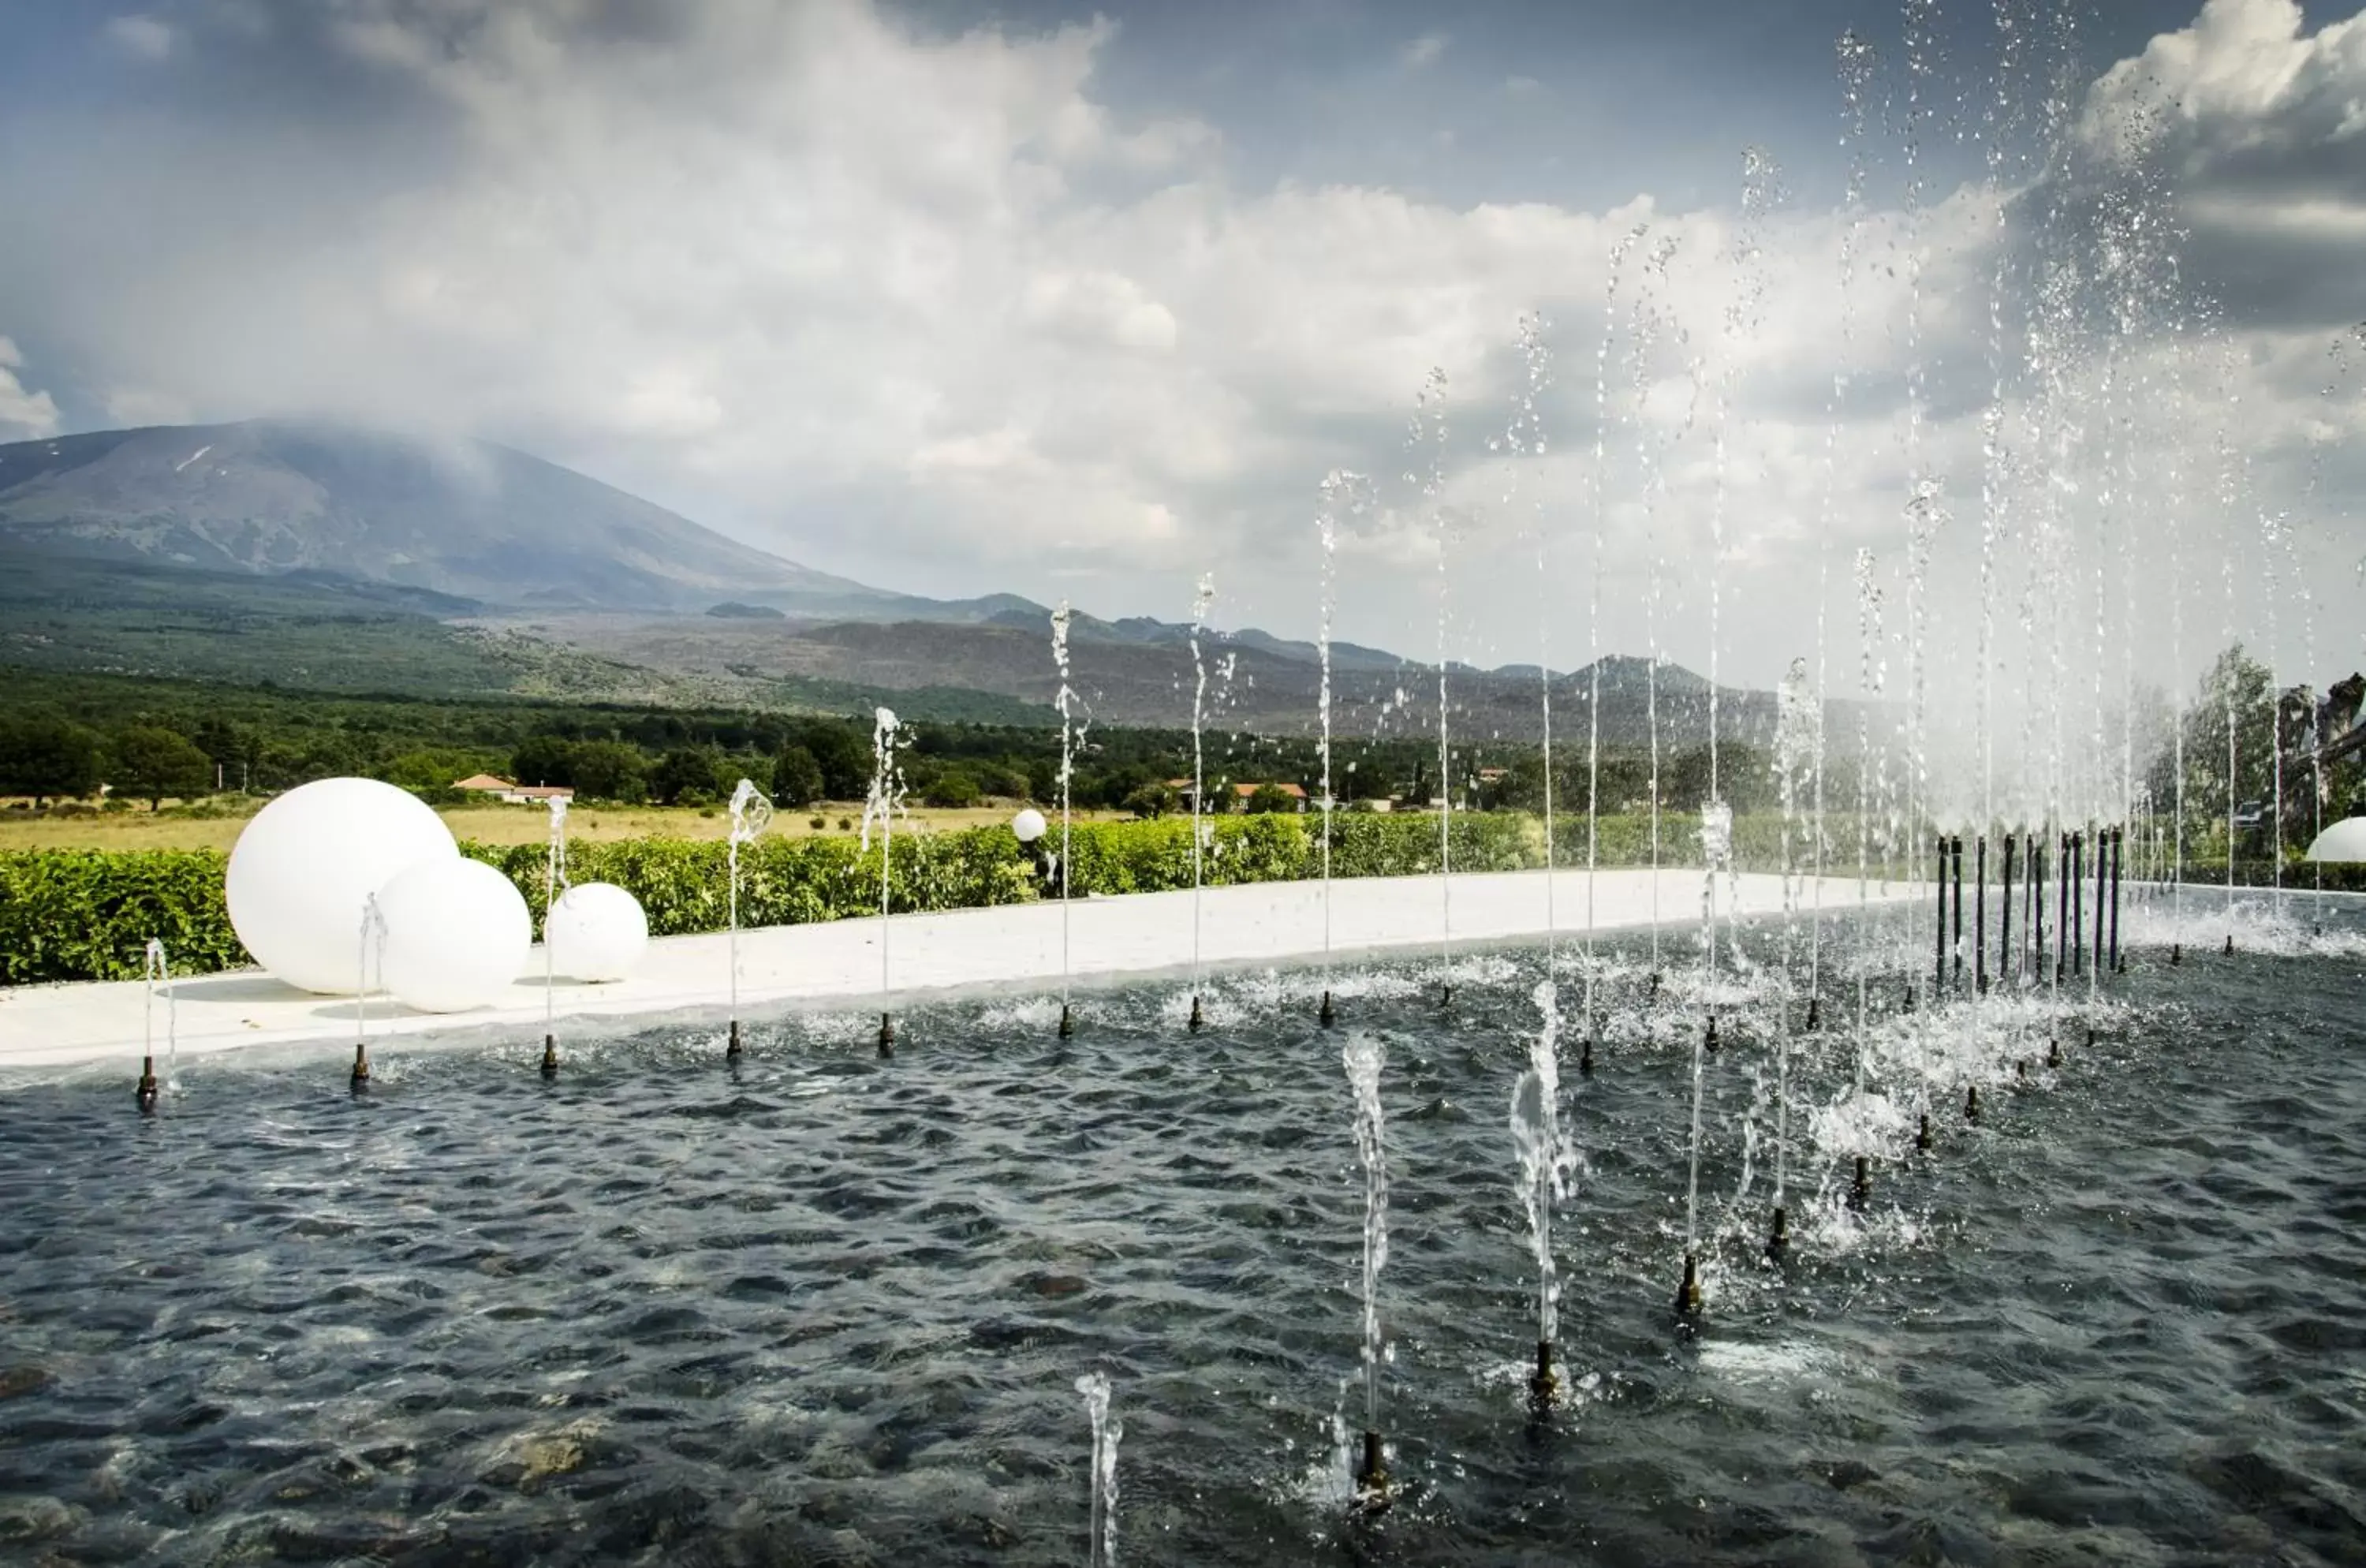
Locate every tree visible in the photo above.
<box><xmin>771</xmin><ymin>744</ymin><xmax>825</xmax><ymax>808</ymax></box>
<box><xmin>790</xmin><ymin>721</ymin><xmax>871</xmax><ymax>801</ymax></box>
<box><xmin>570</xmin><ymin>741</ymin><xmax>648</xmax><ymax>803</ymax></box>
<box><xmin>1244</xmin><ymin>782</ymin><xmax>1297</xmax><ymax>815</ymax></box>
<box><xmin>1121</xmin><ymin>782</ymin><xmax>1177</xmax><ymax>819</ymax></box>
<box><xmin>922</xmin><ymin>767</ymin><xmax>981</xmax><ymax>808</ymax></box>
<box><xmin>0</xmin><ymin>718</ymin><xmax>104</xmax><ymax>805</ymax></box>
<box><xmin>512</xmin><ymin>735</ymin><xmax>577</xmax><ymax>788</ymax></box>
<box><xmin>652</xmin><ymin>745</ymin><xmax>730</xmax><ymax>806</ymax></box>
<box><xmin>109</xmin><ymin>726</ymin><xmax>213</xmax><ymax>811</ymax></box>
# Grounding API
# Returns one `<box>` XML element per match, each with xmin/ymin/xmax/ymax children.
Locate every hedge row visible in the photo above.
<box><xmin>6</xmin><ymin>812</ymin><xmax>2353</xmax><ymax>987</ymax></box>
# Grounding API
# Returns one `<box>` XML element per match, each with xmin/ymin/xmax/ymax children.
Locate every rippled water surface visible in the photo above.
<box><xmin>4</xmin><ymin>898</ymin><xmax>2364</xmax><ymax>1565</ymax></box>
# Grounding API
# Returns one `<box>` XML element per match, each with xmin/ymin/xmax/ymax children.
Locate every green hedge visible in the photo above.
<box><xmin>0</xmin><ymin>849</ymin><xmax>248</xmax><ymax>985</ymax></box>
<box><xmin>9</xmin><ymin>811</ymin><xmax>2349</xmax><ymax>987</ymax></box>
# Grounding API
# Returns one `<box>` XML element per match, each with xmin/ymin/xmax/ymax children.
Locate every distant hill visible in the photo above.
<box><xmin>0</xmin><ymin>420</ymin><xmax>913</xmax><ymax>614</ymax></box>
<box><xmin>0</xmin><ymin>418</ymin><xmax>1804</xmax><ymax>743</ymax></box>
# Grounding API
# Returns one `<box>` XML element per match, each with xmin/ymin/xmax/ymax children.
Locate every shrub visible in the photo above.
<box><xmin>0</xmin><ymin>850</ymin><xmax>249</xmax><ymax>986</ymax></box>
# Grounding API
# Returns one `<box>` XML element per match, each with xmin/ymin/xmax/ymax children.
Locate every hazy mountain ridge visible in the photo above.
<box><xmin>1</xmin><ymin>419</ymin><xmax>1801</xmax><ymax>741</ymax></box>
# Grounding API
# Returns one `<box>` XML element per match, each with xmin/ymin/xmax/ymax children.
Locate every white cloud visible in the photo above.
<box><xmin>105</xmin><ymin>13</ymin><xmax>175</xmax><ymax>61</ymax></box>
<box><xmin>1400</xmin><ymin>32</ymin><xmax>1448</xmax><ymax>70</ymax></box>
<box><xmin>0</xmin><ymin>338</ymin><xmax>61</xmax><ymax>439</ymax></box>
<box><xmin>2</xmin><ymin>0</ymin><xmax>2360</xmax><ymax>730</ymax></box>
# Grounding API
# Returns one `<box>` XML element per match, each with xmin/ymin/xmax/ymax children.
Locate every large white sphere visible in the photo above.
<box><xmin>226</xmin><ymin>778</ymin><xmax>458</xmax><ymax>994</ymax></box>
<box><xmin>1011</xmin><ymin>808</ymin><xmax>1047</xmax><ymax>845</ymax></box>
<box><xmin>376</xmin><ymin>857</ymin><xmax>532</xmax><ymax>1014</ymax></box>
<box><xmin>545</xmin><ymin>882</ymin><xmax>648</xmax><ymax>983</ymax></box>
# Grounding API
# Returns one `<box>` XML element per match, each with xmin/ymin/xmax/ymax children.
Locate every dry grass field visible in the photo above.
<box><xmin>0</xmin><ymin>798</ymin><xmax>1131</xmax><ymax>852</ymax></box>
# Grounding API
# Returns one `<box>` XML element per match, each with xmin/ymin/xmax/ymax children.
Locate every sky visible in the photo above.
<box><xmin>1</xmin><ymin>0</ymin><xmax>2361</xmax><ymax>773</ymax></box>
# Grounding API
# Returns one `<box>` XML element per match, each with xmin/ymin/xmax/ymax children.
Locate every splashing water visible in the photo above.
<box><xmin>1189</xmin><ymin>577</ymin><xmax>1215</xmax><ymax>1005</ymax></box>
<box><xmin>726</xmin><ymin>778</ymin><xmax>774</xmax><ymax>1021</ymax></box>
<box><xmin>1510</xmin><ymin>980</ymin><xmax>1572</xmax><ymax>1351</ymax></box>
<box><xmin>1051</xmin><ymin>603</ymin><xmax>1082</xmax><ymax>1014</ymax></box>
<box><xmin>1075</xmin><ymin>1371</ymin><xmax>1121</xmax><ymax>1567</ymax></box>
<box><xmin>858</xmin><ymin>710</ymin><xmax>905</xmax><ymax>1000</ymax></box>
<box><xmin>1342</xmin><ymin>1033</ymin><xmax>1390</xmax><ymax>1445</ymax></box>
<box><xmin>142</xmin><ymin>937</ymin><xmax>177</xmax><ymax>1095</ymax></box>
<box><xmin>543</xmin><ymin>793</ymin><xmax>570</xmax><ymax>1041</ymax></box>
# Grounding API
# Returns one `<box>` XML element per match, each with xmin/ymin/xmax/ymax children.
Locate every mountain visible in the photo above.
<box><xmin>0</xmin><ymin>420</ymin><xmax>910</xmax><ymax>615</ymax></box>
<box><xmin>0</xmin><ymin>418</ymin><xmax>1798</xmax><ymax>741</ymax></box>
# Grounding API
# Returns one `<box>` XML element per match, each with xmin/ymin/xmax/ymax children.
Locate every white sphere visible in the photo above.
<box><xmin>226</xmin><ymin>778</ymin><xmax>458</xmax><ymax>994</ymax></box>
<box><xmin>545</xmin><ymin>882</ymin><xmax>648</xmax><ymax>983</ymax></box>
<box><xmin>1011</xmin><ymin>807</ymin><xmax>1048</xmax><ymax>845</ymax></box>
<box><xmin>376</xmin><ymin>857</ymin><xmax>532</xmax><ymax>1014</ymax></box>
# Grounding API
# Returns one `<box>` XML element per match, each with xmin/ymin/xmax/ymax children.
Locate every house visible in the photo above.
<box><xmin>453</xmin><ymin>774</ymin><xmax>577</xmax><ymax>805</ymax></box>
<box><xmin>1163</xmin><ymin>778</ymin><xmax>1308</xmax><ymax>812</ymax></box>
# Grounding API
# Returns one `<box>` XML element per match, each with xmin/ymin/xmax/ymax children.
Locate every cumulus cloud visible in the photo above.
<box><xmin>105</xmin><ymin>13</ymin><xmax>175</xmax><ymax>61</ymax></box>
<box><xmin>0</xmin><ymin>338</ymin><xmax>61</xmax><ymax>439</ymax></box>
<box><xmin>1401</xmin><ymin>32</ymin><xmax>1449</xmax><ymax>70</ymax></box>
<box><xmin>0</xmin><ymin>0</ymin><xmax>2357</xmax><ymax>726</ymax></box>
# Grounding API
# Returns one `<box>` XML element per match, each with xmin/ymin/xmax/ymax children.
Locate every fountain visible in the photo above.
<box><xmin>1187</xmin><ymin>575</ymin><xmax>1215</xmax><ymax>1032</ymax></box>
<box><xmin>1409</xmin><ymin>366</ymin><xmax>1454</xmax><ymax>1005</ymax></box>
<box><xmin>350</xmin><ymin>893</ymin><xmax>385</xmax><ymax>1090</ymax></box>
<box><xmin>135</xmin><ymin>938</ymin><xmax>174</xmax><ymax>1112</ymax></box>
<box><xmin>723</xmin><ymin>777</ymin><xmax>773</xmax><ymax>1060</ymax></box>
<box><xmin>1051</xmin><ymin>602</ymin><xmax>1080</xmax><ymax>1038</ymax></box>
<box><xmin>859</xmin><ymin>709</ymin><xmax>905</xmax><ymax>1055</ymax></box>
<box><xmin>1075</xmin><ymin>1371</ymin><xmax>1121</xmax><ymax>1567</ymax></box>
<box><xmin>539</xmin><ymin>794</ymin><xmax>567</xmax><ymax>1077</ymax></box>
<box><xmin>1342</xmin><ymin>1032</ymin><xmax>1390</xmax><ymax>1503</ymax></box>
<box><xmin>1510</xmin><ymin>980</ymin><xmax>1569</xmax><ymax>1403</ymax></box>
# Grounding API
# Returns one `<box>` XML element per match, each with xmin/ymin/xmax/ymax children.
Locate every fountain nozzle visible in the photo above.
<box><xmin>726</xmin><ymin>1020</ymin><xmax>743</xmax><ymax>1061</ymax></box>
<box><xmin>1675</xmin><ymin>1252</ymin><xmax>1704</xmax><ymax>1316</ymax></box>
<box><xmin>350</xmin><ymin>1042</ymin><xmax>370</xmax><ymax>1092</ymax></box>
<box><xmin>1704</xmin><ymin>1015</ymin><xmax>1719</xmax><ymax>1055</ymax></box>
<box><xmin>2224</xmin><ymin>934</ymin><xmax>2234</xmax><ymax>956</ymax></box>
<box><xmin>539</xmin><ymin>1034</ymin><xmax>558</xmax><ymax>1079</ymax></box>
<box><xmin>1355</xmin><ymin>1430</ymin><xmax>1390</xmax><ymax>1508</ymax></box>
<box><xmin>877</xmin><ymin>1012</ymin><xmax>896</xmax><ymax>1057</ymax></box>
<box><xmin>1439</xmin><ymin>983</ymin><xmax>1453</xmax><ymax>1007</ymax></box>
<box><xmin>1058</xmin><ymin>1002</ymin><xmax>1074</xmax><ymax>1039</ymax></box>
<box><xmin>1805</xmin><ymin>995</ymin><xmax>1821</xmax><ymax>1031</ymax></box>
<box><xmin>1965</xmin><ymin>1085</ymin><xmax>1981</xmax><ymax>1124</ymax></box>
<box><xmin>1187</xmin><ymin>995</ymin><xmax>1204</xmax><ymax>1032</ymax></box>
<box><xmin>1915</xmin><ymin>1114</ymin><xmax>1933</xmax><ymax>1153</ymax></box>
<box><xmin>1528</xmin><ymin>1340</ymin><xmax>1558</xmax><ymax>1412</ymax></box>
<box><xmin>1578</xmin><ymin>1034</ymin><xmax>1595</xmax><ymax>1076</ymax></box>
<box><xmin>1849</xmin><ymin>1155</ymin><xmax>1872</xmax><ymax>1211</ymax></box>
<box><xmin>2171</xmin><ymin>943</ymin><xmax>2181</xmax><ymax>965</ymax></box>
<box><xmin>136</xmin><ymin>1055</ymin><xmax>159</xmax><ymax>1114</ymax></box>
<box><xmin>2051</xmin><ymin>1036</ymin><xmax>2066</xmax><ymax>1069</ymax></box>
<box><xmin>1767</xmin><ymin>1206</ymin><xmax>1790</xmax><ymax>1259</ymax></box>
<box><xmin>1319</xmin><ymin>991</ymin><xmax>1336</xmax><ymax>1028</ymax></box>
<box><xmin>1901</xmin><ymin>983</ymin><xmax>1915</xmax><ymax>1014</ymax></box>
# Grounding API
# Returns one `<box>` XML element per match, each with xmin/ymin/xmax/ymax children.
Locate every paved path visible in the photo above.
<box><xmin>0</xmin><ymin>868</ymin><xmax>1913</xmax><ymax>1073</ymax></box>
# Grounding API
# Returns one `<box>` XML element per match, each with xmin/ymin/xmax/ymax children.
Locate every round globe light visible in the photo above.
<box><xmin>226</xmin><ymin>777</ymin><xmax>458</xmax><ymax>994</ymax></box>
<box><xmin>1011</xmin><ymin>808</ymin><xmax>1047</xmax><ymax>845</ymax></box>
<box><xmin>546</xmin><ymin>882</ymin><xmax>649</xmax><ymax>983</ymax></box>
<box><xmin>376</xmin><ymin>857</ymin><xmax>532</xmax><ymax>1014</ymax></box>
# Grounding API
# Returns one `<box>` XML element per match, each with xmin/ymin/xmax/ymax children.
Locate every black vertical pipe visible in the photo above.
<box><xmin>2033</xmin><ymin>834</ymin><xmax>2046</xmax><ymax>978</ymax></box>
<box><xmin>1951</xmin><ymin>835</ymin><xmax>1965</xmax><ymax>987</ymax></box>
<box><xmin>1934</xmin><ymin>834</ymin><xmax>1948</xmax><ymax>999</ymax></box>
<box><xmin>1976</xmin><ymin>834</ymin><xmax>1989</xmax><ymax>994</ymax></box>
<box><xmin>2057</xmin><ymin>832</ymin><xmax>2072</xmax><ymax>981</ymax></box>
<box><xmin>2001</xmin><ymin>833</ymin><xmax>2015</xmax><ymax>985</ymax></box>
<box><xmin>2110</xmin><ymin>826</ymin><xmax>2123</xmax><ymax>973</ymax></box>
<box><xmin>2072</xmin><ymin>831</ymin><xmax>2085</xmax><ymax>978</ymax></box>
<box><xmin>2101</xmin><ymin>827</ymin><xmax>2120</xmax><ymax>974</ymax></box>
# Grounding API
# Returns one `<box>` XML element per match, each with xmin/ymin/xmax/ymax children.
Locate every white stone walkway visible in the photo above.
<box><xmin>0</xmin><ymin>868</ymin><xmax>1913</xmax><ymax>1073</ymax></box>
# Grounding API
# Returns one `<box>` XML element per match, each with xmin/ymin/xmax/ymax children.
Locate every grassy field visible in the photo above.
<box><xmin>0</xmin><ymin>798</ymin><xmax>1133</xmax><ymax>852</ymax></box>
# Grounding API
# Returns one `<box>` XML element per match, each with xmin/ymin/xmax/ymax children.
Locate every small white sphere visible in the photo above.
<box><xmin>376</xmin><ymin>857</ymin><xmax>532</xmax><ymax>1014</ymax></box>
<box><xmin>545</xmin><ymin>882</ymin><xmax>648</xmax><ymax>983</ymax></box>
<box><xmin>226</xmin><ymin>778</ymin><xmax>457</xmax><ymax>994</ymax></box>
<box><xmin>1011</xmin><ymin>807</ymin><xmax>1047</xmax><ymax>845</ymax></box>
